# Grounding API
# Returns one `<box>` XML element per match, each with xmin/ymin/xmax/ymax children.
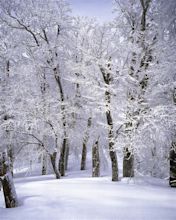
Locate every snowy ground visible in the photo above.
<box><xmin>1</xmin><ymin>170</ymin><xmax>176</xmax><ymax>220</ymax></box>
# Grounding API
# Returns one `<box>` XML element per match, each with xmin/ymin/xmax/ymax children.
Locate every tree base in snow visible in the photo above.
<box><xmin>169</xmin><ymin>178</ymin><xmax>176</xmax><ymax>187</ymax></box>
<box><xmin>170</xmin><ymin>147</ymin><xmax>176</xmax><ymax>187</ymax></box>
<box><xmin>1</xmin><ymin>173</ymin><xmax>18</xmax><ymax>208</ymax></box>
<box><xmin>123</xmin><ymin>150</ymin><xmax>134</xmax><ymax>178</ymax></box>
<box><xmin>0</xmin><ymin>152</ymin><xmax>18</xmax><ymax>208</ymax></box>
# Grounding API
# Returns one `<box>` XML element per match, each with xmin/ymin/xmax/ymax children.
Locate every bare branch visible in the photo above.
<box><xmin>114</xmin><ymin>0</ymin><xmax>136</xmax><ymax>31</ymax></box>
<box><xmin>42</xmin><ymin>29</ymin><xmax>49</xmax><ymax>44</ymax></box>
<box><xmin>5</xmin><ymin>11</ymin><xmax>39</xmax><ymax>46</ymax></box>
<box><xmin>115</xmin><ymin>124</ymin><xmax>124</xmax><ymax>139</ymax></box>
<box><xmin>21</xmin><ymin>132</ymin><xmax>50</xmax><ymax>154</ymax></box>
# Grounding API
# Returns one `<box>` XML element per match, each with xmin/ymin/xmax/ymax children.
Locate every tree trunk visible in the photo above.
<box><xmin>122</xmin><ymin>0</ymin><xmax>152</xmax><ymax>179</ymax></box>
<box><xmin>170</xmin><ymin>89</ymin><xmax>176</xmax><ymax>186</ymax></box>
<box><xmin>50</xmin><ymin>152</ymin><xmax>60</xmax><ymax>179</ymax></box>
<box><xmin>170</xmin><ymin>142</ymin><xmax>176</xmax><ymax>187</ymax></box>
<box><xmin>1</xmin><ymin>172</ymin><xmax>18</xmax><ymax>208</ymax></box>
<box><xmin>109</xmin><ymin>151</ymin><xmax>118</xmax><ymax>181</ymax></box>
<box><xmin>106</xmin><ymin>92</ymin><xmax>118</xmax><ymax>181</ymax></box>
<box><xmin>123</xmin><ymin>147</ymin><xmax>134</xmax><ymax>177</ymax></box>
<box><xmin>7</xmin><ymin>145</ymin><xmax>14</xmax><ymax>176</ymax></box>
<box><xmin>100</xmin><ymin>64</ymin><xmax>119</xmax><ymax>181</ymax></box>
<box><xmin>92</xmin><ymin>139</ymin><xmax>100</xmax><ymax>177</ymax></box>
<box><xmin>53</xmin><ymin>66</ymin><xmax>68</xmax><ymax>177</ymax></box>
<box><xmin>0</xmin><ymin>152</ymin><xmax>18</xmax><ymax>208</ymax></box>
<box><xmin>65</xmin><ymin>142</ymin><xmax>69</xmax><ymax>171</ymax></box>
<box><xmin>59</xmin><ymin>137</ymin><xmax>67</xmax><ymax>176</ymax></box>
<box><xmin>81</xmin><ymin>143</ymin><xmax>87</xmax><ymax>170</ymax></box>
<box><xmin>42</xmin><ymin>151</ymin><xmax>47</xmax><ymax>175</ymax></box>
<box><xmin>81</xmin><ymin>117</ymin><xmax>92</xmax><ymax>170</ymax></box>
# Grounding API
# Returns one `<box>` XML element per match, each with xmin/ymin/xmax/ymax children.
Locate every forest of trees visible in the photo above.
<box><xmin>0</xmin><ymin>0</ymin><xmax>176</xmax><ymax>207</ymax></box>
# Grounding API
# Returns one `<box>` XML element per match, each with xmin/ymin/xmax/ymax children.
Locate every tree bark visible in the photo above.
<box><xmin>170</xmin><ymin>88</ymin><xmax>176</xmax><ymax>186</ymax></box>
<box><xmin>42</xmin><ymin>151</ymin><xmax>47</xmax><ymax>175</ymax></box>
<box><xmin>100</xmin><ymin>64</ymin><xmax>118</xmax><ymax>181</ymax></box>
<box><xmin>106</xmin><ymin>107</ymin><xmax>118</xmax><ymax>181</ymax></box>
<box><xmin>123</xmin><ymin>147</ymin><xmax>134</xmax><ymax>177</ymax></box>
<box><xmin>81</xmin><ymin>117</ymin><xmax>92</xmax><ymax>170</ymax></box>
<box><xmin>123</xmin><ymin>0</ymin><xmax>152</xmax><ymax>178</ymax></box>
<box><xmin>7</xmin><ymin>145</ymin><xmax>14</xmax><ymax>176</ymax></box>
<box><xmin>59</xmin><ymin>137</ymin><xmax>67</xmax><ymax>176</ymax></box>
<box><xmin>1</xmin><ymin>172</ymin><xmax>18</xmax><ymax>208</ymax></box>
<box><xmin>92</xmin><ymin>139</ymin><xmax>100</xmax><ymax>177</ymax></box>
<box><xmin>50</xmin><ymin>152</ymin><xmax>60</xmax><ymax>179</ymax></box>
<box><xmin>170</xmin><ymin>142</ymin><xmax>176</xmax><ymax>187</ymax></box>
<box><xmin>53</xmin><ymin>66</ymin><xmax>68</xmax><ymax>177</ymax></box>
<box><xmin>0</xmin><ymin>152</ymin><xmax>18</xmax><ymax>208</ymax></box>
<box><xmin>81</xmin><ymin>143</ymin><xmax>87</xmax><ymax>170</ymax></box>
<box><xmin>65</xmin><ymin>142</ymin><xmax>69</xmax><ymax>171</ymax></box>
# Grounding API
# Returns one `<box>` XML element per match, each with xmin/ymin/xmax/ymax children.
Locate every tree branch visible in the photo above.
<box><xmin>6</xmin><ymin>11</ymin><xmax>39</xmax><ymax>46</ymax></box>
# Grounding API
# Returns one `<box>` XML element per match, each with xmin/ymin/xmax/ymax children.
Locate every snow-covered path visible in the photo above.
<box><xmin>1</xmin><ymin>171</ymin><xmax>176</xmax><ymax>220</ymax></box>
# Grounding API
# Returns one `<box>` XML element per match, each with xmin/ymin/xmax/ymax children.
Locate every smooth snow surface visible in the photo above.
<box><xmin>1</xmin><ymin>171</ymin><xmax>176</xmax><ymax>220</ymax></box>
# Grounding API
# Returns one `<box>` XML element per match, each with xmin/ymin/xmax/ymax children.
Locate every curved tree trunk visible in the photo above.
<box><xmin>50</xmin><ymin>152</ymin><xmax>60</xmax><ymax>179</ymax></box>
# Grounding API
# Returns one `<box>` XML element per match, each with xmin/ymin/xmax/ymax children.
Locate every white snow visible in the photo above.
<box><xmin>1</xmin><ymin>170</ymin><xmax>176</xmax><ymax>220</ymax></box>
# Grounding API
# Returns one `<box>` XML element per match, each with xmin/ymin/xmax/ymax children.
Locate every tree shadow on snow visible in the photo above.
<box><xmin>14</xmin><ymin>175</ymin><xmax>55</xmax><ymax>184</ymax></box>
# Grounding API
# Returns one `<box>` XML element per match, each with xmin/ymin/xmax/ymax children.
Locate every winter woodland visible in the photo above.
<box><xmin>0</xmin><ymin>0</ymin><xmax>176</xmax><ymax>219</ymax></box>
